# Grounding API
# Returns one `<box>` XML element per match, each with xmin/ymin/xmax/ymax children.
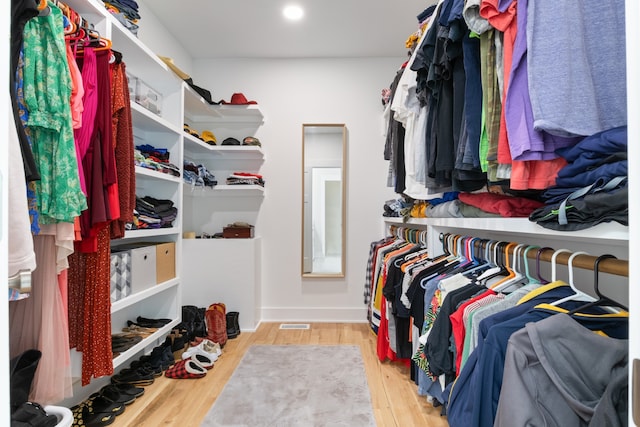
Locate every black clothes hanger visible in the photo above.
<box><xmin>567</xmin><ymin>254</ymin><xmax>628</xmax><ymax>314</ymax></box>
<box><xmin>112</xmin><ymin>49</ymin><xmax>122</xmax><ymax>64</ymax></box>
<box><xmin>535</xmin><ymin>246</ymin><xmax>553</xmax><ymax>284</ymax></box>
<box><xmin>475</xmin><ymin>241</ymin><xmax>510</xmax><ymax>287</ymax></box>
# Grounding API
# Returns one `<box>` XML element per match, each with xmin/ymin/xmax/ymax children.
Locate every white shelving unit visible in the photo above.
<box><xmin>180</xmin><ymin>85</ymin><xmax>265</xmax><ymax>332</ymax></box>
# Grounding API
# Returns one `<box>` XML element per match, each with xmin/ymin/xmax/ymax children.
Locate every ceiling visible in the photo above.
<box><xmin>145</xmin><ymin>0</ymin><xmax>435</xmax><ymax>59</ymax></box>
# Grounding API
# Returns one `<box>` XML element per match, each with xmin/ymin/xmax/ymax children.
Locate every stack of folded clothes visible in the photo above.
<box><xmin>383</xmin><ymin>198</ymin><xmax>413</xmax><ymax>218</ymax></box>
<box><xmin>226</xmin><ymin>172</ymin><xmax>264</xmax><ymax>187</ymax></box>
<box><xmin>183</xmin><ymin>161</ymin><xmax>217</xmax><ymax>187</ymax></box>
<box><xmin>129</xmin><ymin>196</ymin><xmax>178</xmax><ymax>230</ymax></box>
<box><xmin>529</xmin><ymin>126</ymin><xmax>628</xmax><ymax>231</ymax></box>
<box><xmin>135</xmin><ymin>144</ymin><xmax>180</xmax><ymax>177</ymax></box>
<box><xmin>103</xmin><ymin>0</ymin><xmax>140</xmax><ymax>35</ymax></box>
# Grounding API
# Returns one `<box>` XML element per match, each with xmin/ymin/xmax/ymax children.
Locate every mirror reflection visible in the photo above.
<box><xmin>302</xmin><ymin>124</ymin><xmax>346</xmax><ymax>277</ymax></box>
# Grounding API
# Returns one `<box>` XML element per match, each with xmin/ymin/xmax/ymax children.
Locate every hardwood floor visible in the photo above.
<box><xmin>110</xmin><ymin>323</ymin><xmax>449</xmax><ymax>426</ymax></box>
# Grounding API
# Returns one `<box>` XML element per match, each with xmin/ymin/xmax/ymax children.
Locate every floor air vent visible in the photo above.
<box><xmin>279</xmin><ymin>323</ymin><xmax>310</xmax><ymax>330</ymax></box>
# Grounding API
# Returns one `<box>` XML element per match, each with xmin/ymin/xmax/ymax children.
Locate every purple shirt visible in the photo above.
<box><xmin>504</xmin><ymin>0</ymin><xmax>578</xmax><ymax>161</ymax></box>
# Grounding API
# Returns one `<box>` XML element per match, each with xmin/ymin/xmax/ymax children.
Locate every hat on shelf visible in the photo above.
<box><xmin>221</xmin><ymin>93</ymin><xmax>257</xmax><ymax>105</ymax></box>
<box><xmin>184</xmin><ymin>123</ymin><xmax>200</xmax><ymax>138</ymax></box>
<box><xmin>158</xmin><ymin>56</ymin><xmax>190</xmax><ymax>80</ymax></box>
<box><xmin>242</xmin><ymin>136</ymin><xmax>261</xmax><ymax>147</ymax></box>
<box><xmin>221</xmin><ymin>137</ymin><xmax>241</xmax><ymax>146</ymax></box>
<box><xmin>201</xmin><ymin>131</ymin><xmax>217</xmax><ymax>145</ymax></box>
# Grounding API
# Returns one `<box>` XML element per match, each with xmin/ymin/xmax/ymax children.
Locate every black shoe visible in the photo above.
<box><xmin>72</xmin><ymin>400</ymin><xmax>117</xmax><ymax>427</ymax></box>
<box><xmin>226</xmin><ymin>311</ymin><xmax>240</xmax><ymax>339</ymax></box>
<box><xmin>110</xmin><ymin>383</ymin><xmax>145</xmax><ymax>400</ymax></box>
<box><xmin>131</xmin><ymin>344</ymin><xmax>173</xmax><ymax>372</ymax></box>
<box><xmin>136</xmin><ymin>316</ymin><xmax>172</xmax><ymax>327</ymax></box>
<box><xmin>111</xmin><ymin>368</ymin><xmax>155</xmax><ymax>387</ymax></box>
<box><xmin>162</xmin><ymin>344</ymin><xmax>176</xmax><ymax>368</ymax></box>
<box><xmin>111</xmin><ymin>335</ymin><xmax>143</xmax><ymax>354</ymax></box>
<box><xmin>127</xmin><ymin>319</ymin><xmax>167</xmax><ymax>329</ymax></box>
<box><xmin>10</xmin><ymin>350</ymin><xmax>42</xmax><ymax>412</ymax></box>
<box><xmin>91</xmin><ymin>385</ymin><xmax>132</xmax><ymax>409</ymax></box>
<box><xmin>11</xmin><ymin>402</ymin><xmax>58</xmax><ymax>427</ymax></box>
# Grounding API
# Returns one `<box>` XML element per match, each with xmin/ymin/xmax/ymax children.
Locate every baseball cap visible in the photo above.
<box><xmin>242</xmin><ymin>136</ymin><xmax>261</xmax><ymax>147</ymax></box>
<box><xmin>221</xmin><ymin>137</ymin><xmax>241</xmax><ymax>146</ymax></box>
<box><xmin>201</xmin><ymin>131</ymin><xmax>217</xmax><ymax>145</ymax></box>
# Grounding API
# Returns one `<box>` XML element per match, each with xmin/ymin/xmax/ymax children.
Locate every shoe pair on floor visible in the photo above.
<box><xmin>184</xmin><ymin>338</ymin><xmax>222</xmax><ymax>360</ymax></box>
<box><xmin>165</xmin><ymin>354</ymin><xmax>212</xmax><ymax>379</ymax></box>
<box><xmin>71</xmin><ymin>383</ymin><xmax>144</xmax><ymax>427</ymax></box>
<box><xmin>165</xmin><ymin>339</ymin><xmax>221</xmax><ymax>379</ymax></box>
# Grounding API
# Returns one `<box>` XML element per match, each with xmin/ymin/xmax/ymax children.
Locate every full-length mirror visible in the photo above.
<box><xmin>302</xmin><ymin>124</ymin><xmax>347</xmax><ymax>277</ymax></box>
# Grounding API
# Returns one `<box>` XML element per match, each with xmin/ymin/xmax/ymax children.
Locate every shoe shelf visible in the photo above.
<box><xmin>111</xmin><ymin>278</ymin><xmax>180</xmax><ymax>315</ymax></box>
<box><xmin>183</xmin><ymin>184</ymin><xmax>265</xmax><ymax>197</ymax></box>
<box><xmin>111</xmin><ymin>319</ymin><xmax>181</xmax><ymax>370</ymax></box>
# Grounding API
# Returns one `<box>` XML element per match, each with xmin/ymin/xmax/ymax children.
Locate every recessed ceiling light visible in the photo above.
<box><xmin>283</xmin><ymin>4</ymin><xmax>304</xmax><ymax>21</ymax></box>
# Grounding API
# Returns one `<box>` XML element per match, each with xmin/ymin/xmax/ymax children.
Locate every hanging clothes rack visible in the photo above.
<box><xmin>436</xmin><ymin>233</ymin><xmax>628</xmax><ymax>277</ymax></box>
<box><xmin>388</xmin><ymin>224</ymin><xmax>428</xmax><ymax>246</ymax></box>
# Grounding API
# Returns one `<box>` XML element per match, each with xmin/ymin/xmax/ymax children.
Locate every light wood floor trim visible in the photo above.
<box><xmin>108</xmin><ymin>323</ymin><xmax>449</xmax><ymax>426</ymax></box>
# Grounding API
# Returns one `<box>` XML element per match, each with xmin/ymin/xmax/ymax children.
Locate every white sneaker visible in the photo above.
<box><xmin>203</xmin><ymin>340</ymin><xmax>223</xmax><ymax>358</ymax></box>
<box><xmin>182</xmin><ymin>340</ymin><xmax>221</xmax><ymax>361</ymax></box>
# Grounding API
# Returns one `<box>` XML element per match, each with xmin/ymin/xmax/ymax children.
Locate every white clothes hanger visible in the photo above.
<box><xmin>476</xmin><ymin>241</ymin><xmax>502</xmax><ymax>281</ymax></box>
<box><xmin>550</xmin><ymin>248</ymin><xmax>572</xmax><ymax>282</ymax></box>
<box><xmin>491</xmin><ymin>243</ymin><xmax>526</xmax><ymax>292</ymax></box>
<box><xmin>550</xmin><ymin>251</ymin><xmax>595</xmax><ymax>306</ymax></box>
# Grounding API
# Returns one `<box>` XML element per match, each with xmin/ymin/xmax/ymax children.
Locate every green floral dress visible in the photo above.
<box><xmin>23</xmin><ymin>4</ymin><xmax>87</xmax><ymax>224</ymax></box>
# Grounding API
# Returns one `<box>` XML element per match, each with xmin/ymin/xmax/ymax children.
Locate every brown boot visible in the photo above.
<box><xmin>205</xmin><ymin>303</ymin><xmax>227</xmax><ymax>346</ymax></box>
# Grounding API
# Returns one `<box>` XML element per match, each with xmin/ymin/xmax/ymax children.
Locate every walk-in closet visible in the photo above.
<box><xmin>4</xmin><ymin>0</ymin><xmax>638</xmax><ymax>426</ymax></box>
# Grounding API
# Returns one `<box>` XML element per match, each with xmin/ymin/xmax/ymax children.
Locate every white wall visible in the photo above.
<box><xmin>134</xmin><ymin>4</ymin><xmax>401</xmax><ymax>322</ymax></box>
<box><xmin>192</xmin><ymin>58</ymin><xmax>398</xmax><ymax>322</ymax></box>
<box><xmin>137</xmin><ymin>1</ymin><xmax>194</xmax><ymax>77</ymax></box>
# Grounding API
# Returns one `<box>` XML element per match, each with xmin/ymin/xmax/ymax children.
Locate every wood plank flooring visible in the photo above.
<box><xmin>109</xmin><ymin>323</ymin><xmax>449</xmax><ymax>426</ymax></box>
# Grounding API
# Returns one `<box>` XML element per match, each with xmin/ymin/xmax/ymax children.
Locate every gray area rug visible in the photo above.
<box><xmin>201</xmin><ymin>345</ymin><xmax>376</xmax><ymax>427</ymax></box>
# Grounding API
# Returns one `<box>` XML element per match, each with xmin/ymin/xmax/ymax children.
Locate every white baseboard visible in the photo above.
<box><xmin>260</xmin><ymin>307</ymin><xmax>368</xmax><ymax>323</ymax></box>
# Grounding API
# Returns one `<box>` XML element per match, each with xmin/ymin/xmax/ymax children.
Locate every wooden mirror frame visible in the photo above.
<box><xmin>301</xmin><ymin>124</ymin><xmax>347</xmax><ymax>278</ymax></box>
